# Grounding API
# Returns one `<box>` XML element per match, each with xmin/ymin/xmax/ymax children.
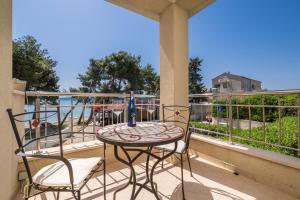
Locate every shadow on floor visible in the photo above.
<box><xmin>170</xmin><ymin>182</ymin><xmax>213</xmax><ymax>200</ymax></box>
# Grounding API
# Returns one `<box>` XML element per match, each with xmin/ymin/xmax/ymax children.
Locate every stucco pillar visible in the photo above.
<box><xmin>160</xmin><ymin>4</ymin><xmax>189</xmax><ymax>114</ymax></box>
<box><xmin>0</xmin><ymin>0</ymin><xmax>18</xmax><ymax>199</ymax></box>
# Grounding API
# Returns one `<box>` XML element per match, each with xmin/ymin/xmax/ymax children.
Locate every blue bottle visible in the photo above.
<box><xmin>127</xmin><ymin>91</ymin><xmax>137</xmax><ymax>127</ymax></box>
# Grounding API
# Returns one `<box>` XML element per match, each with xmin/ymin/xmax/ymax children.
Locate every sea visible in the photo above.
<box><xmin>25</xmin><ymin>97</ymin><xmax>92</xmax><ymax>123</ymax></box>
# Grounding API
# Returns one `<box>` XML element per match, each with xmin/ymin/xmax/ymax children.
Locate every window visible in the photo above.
<box><xmin>223</xmin><ymin>83</ymin><xmax>228</xmax><ymax>88</ymax></box>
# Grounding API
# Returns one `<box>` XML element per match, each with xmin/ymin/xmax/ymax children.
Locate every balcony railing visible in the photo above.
<box><xmin>17</xmin><ymin>90</ymin><xmax>300</xmax><ymax>157</ymax></box>
<box><xmin>191</xmin><ymin>90</ymin><xmax>300</xmax><ymax>157</ymax></box>
<box><xmin>22</xmin><ymin>92</ymin><xmax>160</xmax><ymax>151</ymax></box>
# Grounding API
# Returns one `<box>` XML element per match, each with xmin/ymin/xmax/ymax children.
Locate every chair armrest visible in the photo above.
<box><xmin>15</xmin><ymin>149</ymin><xmax>74</xmax><ymax>187</ymax></box>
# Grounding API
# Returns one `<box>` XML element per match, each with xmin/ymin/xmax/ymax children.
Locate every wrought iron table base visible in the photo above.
<box><xmin>113</xmin><ymin>142</ymin><xmax>178</xmax><ymax>200</ymax></box>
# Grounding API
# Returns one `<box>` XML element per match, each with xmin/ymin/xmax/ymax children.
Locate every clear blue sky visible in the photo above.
<box><xmin>13</xmin><ymin>0</ymin><xmax>300</xmax><ymax>91</ymax></box>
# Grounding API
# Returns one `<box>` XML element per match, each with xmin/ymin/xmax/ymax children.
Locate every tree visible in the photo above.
<box><xmin>140</xmin><ymin>64</ymin><xmax>160</xmax><ymax>95</ymax></box>
<box><xmin>189</xmin><ymin>57</ymin><xmax>207</xmax><ymax>94</ymax></box>
<box><xmin>78</xmin><ymin>51</ymin><xmax>159</xmax><ymax>94</ymax></box>
<box><xmin>13</xmin><ymin>35</ymin><xmax>59</xmax><ymax>91</ymax></box>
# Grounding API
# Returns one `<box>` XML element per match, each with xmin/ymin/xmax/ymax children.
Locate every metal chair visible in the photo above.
<box><xmin>156</xmin><ymin>104</ymin><xmax>193</xmax><ymax>200</ymax></box>
<box><xmin>7</xmin><ymin>107</ymin><xmax>106</xmax><ymax>200</ymax></box>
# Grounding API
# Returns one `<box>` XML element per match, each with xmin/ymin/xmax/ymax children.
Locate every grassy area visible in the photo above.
<box><xmin>191</xmin><ymin>116</ymin><xmax>299</xmax><ymax>157</ymax></box>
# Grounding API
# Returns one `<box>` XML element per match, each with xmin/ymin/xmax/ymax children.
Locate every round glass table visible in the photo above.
<box><xmin>97</xmin><ymin>122</ymin><xmax>184</xmax><ymax>200</ymax></box>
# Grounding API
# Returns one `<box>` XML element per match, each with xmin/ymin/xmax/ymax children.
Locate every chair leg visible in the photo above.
<box><xmin>77</xmin><ymin>190</ymin><xmax>81</xmax><ymax>200</ymax></box>
<box><xmin>180</xmin><ymin>153</ymin><xmax>186</xmax><ymax>200</ymax></box>
<box><xmin>186</xmin><ymin>150</ymin><xmax>193</xmax><ymax>177</ymax></box>
<box><xmin>24</xmin><ymin>184</ymin><xmax>31</xmax><ymax>200</ymax></box>
<box><xmin>161</xmin><ymin>150</ymin><xmax>165</xmax><ymax>169</ymax></box>
<box><xmin>56</xmin><ymin>191</ymin><xmax>60</xmax><ymax>200</ymax></box>
<box><xmin>104</xmin><ymin>160</ymin><xmax>107</xmax><ymax>200</ymax></box>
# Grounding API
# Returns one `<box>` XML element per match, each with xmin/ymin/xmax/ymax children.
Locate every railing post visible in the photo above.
<box><xmin>147</xmin><ymin>101</ymin><xmax>149</xmax><ymax>121</ymax></box>
<box><xmin>82</xmin><ymin>104</ymin><xmax>85</xmax><ymax>142</ymax></box>
<box><xmin>278</xmin><ymin>97</ymin><xmax>282</xmax><ymax>145</ymax></box>
<box><xmin>124</xmin><ymin>94</ymin><xmax>128</xmax><ymax>123</ymax></box>
<box><xmin>216</xmin><ymin>103</ymin><xmax>220</xmax><ymax>135</ymax></box>
<box><xmin>70</xmin><ymin>97</ymin><xmax>74</xmax><ymax>143</ymax></box>
<box><xmin>102</xmin><ymin>99</ymin><xmax>105</xmax><ymax>127</ymax></box>
<box><xmin>44</xmin><ymin>99</ymin><xmax>48</xmax><ymax>148</ymax></box>
<box><xmin>112</xmin><ymin>104</ymin><xmax>114</xmax><ymax>125</ymax></box>
<box><xmin>35</xmin><ymin>96</ymin><xmax>41</xmax><ymax>152</ymax></box>
<box><xmin>228</xmin><ymin>94</ymin><xmax>233</xmax><ymax>144</ymax></box>
<box><xmin>297</xmin><ymin>98</ymin><xmax>300</xmax><ymax>157</ymax></box>
<box><xmin>262</xmin><ymin>96</ymin><xmax>266</xmax><ymax>143</ymax></box>
<box><xmin>248</xmin><ymin>102</ymin><xmax>252</xmax><ymax>138</ymax></box>
<box><xmin>45</xmin><ymin>99</ymin><xmax>48</xmax><ymax>136</ymax></box>
<box><xmin>236</xmin><ymin>104</ymin><xmax>240</xmax><ymax>135</ymax></box>
<box><xmin>93</xmin><ymin>98</ymin><xmax>96</xmax><ymax>139</ymax></box>
<box><xmin>141</xmin><ymin>100</ymin><xmax>143</xmax><ymax>122</ymax></box>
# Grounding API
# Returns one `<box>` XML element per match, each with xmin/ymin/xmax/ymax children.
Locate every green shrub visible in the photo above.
<box><xmin>191</xmin><ymin>116</ymin><xmax>299</xmax><ymax>157</ymax></box>
<box><xmin>212</xmin><ymin>94</ymin><xmax>299</xmax><ymax>123</ymax></box>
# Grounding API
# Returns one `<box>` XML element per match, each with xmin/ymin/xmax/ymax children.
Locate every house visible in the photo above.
<box><xmin>212</xmin><ymin>72</ymin><xmax>262</xmax><ymax>93</ymax></box>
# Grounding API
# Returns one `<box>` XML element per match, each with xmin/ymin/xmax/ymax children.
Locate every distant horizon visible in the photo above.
<box><xmin>13</xmin><ymin>0</ymin><xmax>300</xmax><ymax>91</ymax></box>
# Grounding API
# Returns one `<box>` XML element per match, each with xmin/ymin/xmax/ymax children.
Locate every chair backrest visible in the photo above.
<box><xmin>162</xmin><ymin>104</ymin><xmax>193</xmax><ymax>149</ymax></box>
<box><xmin>7</xmin><ymin>107</ymin><xmax>63</xmax><ymax>184</ymax></box>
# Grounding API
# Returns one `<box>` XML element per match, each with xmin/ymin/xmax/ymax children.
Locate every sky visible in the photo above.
<box><xmin>13</xmin><ymin>0</ymin><xmax>300</xmax><ymax>91</ymax></box>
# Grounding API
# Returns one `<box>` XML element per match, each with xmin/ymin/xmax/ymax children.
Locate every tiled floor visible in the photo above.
<box><xmin>17</xmin><ymin>154</ymin><xmax>297</xmax><ymax>200</ymax></box>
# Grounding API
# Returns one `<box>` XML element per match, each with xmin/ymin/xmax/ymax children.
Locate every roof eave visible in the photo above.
<box><xmin>105</xmin><ymin>0</ymin><xmax>215</xmax><ymax>21</ymax></box>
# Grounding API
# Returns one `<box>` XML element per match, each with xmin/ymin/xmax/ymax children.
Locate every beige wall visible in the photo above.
<box><xmin>160</xmin><ymin>4</ymin><xmax>189</xmax><ymax>113</ymax></box>
<box><xmin>190</xmin><ymin>135</ymin><xmax>300</xmax><ymax>198</ymax></box>
<box><xmin>230</xmin><ymin>79</ymin><xmax>242</xmax><ymax>92</ymax></box>
<box><xmin>0</xmin><ymin>0</ymin><xmax>19</xmax><ymax>199</ymax></box>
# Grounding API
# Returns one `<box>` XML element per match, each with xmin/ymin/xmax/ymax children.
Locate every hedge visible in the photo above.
<box><xmin>191</xmin><ymin>116</ymin><xmax>299</xmax><ymax>157</ymax></box>
<box><xmin>212</xmin><ymin>94</ymin><xmax>300</xmax><ymax>123</ymax></box>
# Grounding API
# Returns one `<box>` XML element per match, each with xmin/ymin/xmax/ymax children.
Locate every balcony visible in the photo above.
<box><xmin>15</xmin><ymin>141</ymin><xmax>297</xmax><ymax>200</ymax></box>
<box><xmin>1</xmin><ymin>1</ymin><xmax>300</xmax><ymax>199</ymax></box>
<box><xmin>13</xmin><ymin>91</ymin><xmax>300</xmax><ymax>200</ymax></box>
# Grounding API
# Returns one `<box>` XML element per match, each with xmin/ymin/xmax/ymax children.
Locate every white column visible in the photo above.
<box><xmin>160</xmin><ymin>4</ymin><xmax>189</xmax><ymax>113</ymax></box>
<box><xmin>0</xmin><ymin>0</ymin><xmax>18</xmax><ymax>199</ymax></box>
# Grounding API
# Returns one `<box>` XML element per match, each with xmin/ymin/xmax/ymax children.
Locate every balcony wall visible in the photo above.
<box><xmin>190</xmin><ymin>134</ymin><xmax>300</xmax><ymax>198</ymax></box>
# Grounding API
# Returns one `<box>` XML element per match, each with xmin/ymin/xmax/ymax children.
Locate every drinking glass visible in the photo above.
<box><xmin>147</xmin><ymin>99</ymin><xmax>156</xmax><ymax>121</ymax></box>
<box><xmin>112</xmin><ymin>99</ymin><xmax>124</xmax><ymax>124</ymax></box>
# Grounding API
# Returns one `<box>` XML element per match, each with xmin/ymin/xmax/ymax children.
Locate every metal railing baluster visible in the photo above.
<box><xmin>297</xmin><ymin>98</ymin><xmax>300</xmax><ymax>157</ymax></box>
<box><xmin>248</xmin><ymin>103</ymin><xmax>252</xmax><ymax>138</ymax></box>
<box><xmin>93</xmin><ymin>99</ymin><xmax>96</xmax><ymax>139</ymax></box>
<box><xmin>35</xmin><ymin>96</ymin><xmax>41</xmax><ymax>152</ymax></box>
<box><xmin>147</xmin><ymin>103</ymin><xmax>149</xmax><ymax>122</ymax></box>
<box><xmin>111</xmin><ymin>104</ymin><xmax>114</xmax><ymax>124</ymax></box>
<box><xmin>228</xmin><ymin>95</ymin><xmax>233</xmax><ymax>143</ymax></box>
<box><xmin>45</xmin><ymin>99</ymin><xmax>48</xmax><ymax>148</ymax></box>
<box><xmin>141</xmin><ymin>102</ymin><xmax>143</xmax><ymax>122</ymax></box>
<box><xmin>102</xmin><ymin>99</ymin><xmax>105</xmax><ymax>127</ymax></box>
<box><xmin>70</xmin><ymin>97</ymin><xmax>74</xmax><ymax>143</ymax></box>
<box><xmin>236</xmin><ymin>105</ymin><xmax>240</xmax><ymax>135</ymax></box>
<box><xmin>278</xmin><ymin>97</ymin><xmax>282</xmax><ymax>145</ymax></box>
<box><xmin>226</xmin><ymin>99</ymin><xmax>229</xmax><ymax>133</ymax></box>
<box><xmin>82</xmin><ymin>104</ymin><xmax>85</xmax><ymax>142</ymax></box>
<box><xmin>217</xmin><ymin>104</ymin><xmax>220</xmax><ymax>136</ymax></box>
<box><xmin>123</xmin><ymin>96</ymin><xmax>125</xmax><ymax>123</ymax></box>
<box><xmin>262</xmin><ymin>96</ymin><xmax>266</xmax><ymax>143</ymax></box>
